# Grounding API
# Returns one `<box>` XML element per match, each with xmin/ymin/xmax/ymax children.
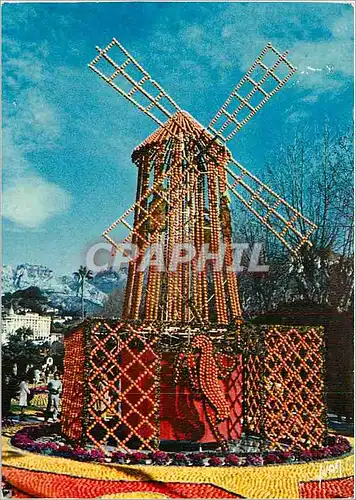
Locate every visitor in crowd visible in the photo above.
<box><xmin>94</xmin><ymin>379</ymin><xmax>111</xmax><ymax>417</ymax></box>
<box><xmin>46</xmin><ymin>372</ymin><xmax>62</xmax><ymax>422</ymax></box>
<box><xmin>46</xmin><ymin>367</ymin><xmax>55</xmax><ymax>384</ymax></box>
<box><xmin>34</xmin><ymin>368</ymin><xmax>41</xmax><ymax>385</ymax></box>
<box><xmin>19</xmin><ymin>376</ymin><xmax>31</xmax><ymax>420</ymax></box>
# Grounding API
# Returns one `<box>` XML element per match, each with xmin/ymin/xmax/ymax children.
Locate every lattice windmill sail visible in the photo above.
<box><xmin>89</xmin><ymin>38</ymin><xmax>317</xmax><ymax>324</ymax></box>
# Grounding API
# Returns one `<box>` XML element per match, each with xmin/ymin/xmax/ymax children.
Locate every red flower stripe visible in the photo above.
<box><xmin>2</xmin><ymin>467</ymin><xmax>242</xmax><ymax>499</ymax></box>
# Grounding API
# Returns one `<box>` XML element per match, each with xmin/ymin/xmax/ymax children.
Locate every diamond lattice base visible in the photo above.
<box><xmin>61</xmin><ymin>320</ymin><xmax>326</xmax><ymax>454</ymax></box>
<box><xmin>242</xmin><ymin>324</ymin><xmax>327</xmax><ymax>450</ymax></box>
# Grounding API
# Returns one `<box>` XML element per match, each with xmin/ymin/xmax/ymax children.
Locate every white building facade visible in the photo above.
<box><xmin>1</xmin><ymin>307</ymin><xmax>51</xmax><ymax>343</ymax></box>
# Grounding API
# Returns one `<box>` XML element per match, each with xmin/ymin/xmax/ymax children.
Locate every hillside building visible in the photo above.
<box><xmin>1</xmin><ymin>306</ymin><xmax>51</xmax><ymax>343</ymax></box>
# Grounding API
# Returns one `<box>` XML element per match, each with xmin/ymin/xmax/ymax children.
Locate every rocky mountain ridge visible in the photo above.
<box><xmin>2</xmin><ymin>264</ymin><xmax>127</xmax><ymax>314</ymax></box>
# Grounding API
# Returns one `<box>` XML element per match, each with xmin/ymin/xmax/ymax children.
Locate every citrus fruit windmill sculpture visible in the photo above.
<box><xmin>88</xmin><ymin>39</ymin><xmax>316</xmax><ymax>323</ymax></box>
<box><xmin>61</xmin><ymin>39</ymin><xmax>326</xmax><ymax>455</ymax></box>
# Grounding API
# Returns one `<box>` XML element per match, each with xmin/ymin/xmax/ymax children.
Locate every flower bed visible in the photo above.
<box><xmin>3</xmin><ymin>429</ymin><xmax>354</xmax><ymax>499</ymax></box>
<box><xmin>10</xmin><ymin>424</ymin><xmax>352</xmax><ymax>468</ymax></box>
<box><xmin>32</xmin><ymin>385</ymin><xmax>48</xmax><ymax>394</ymax></box>
<box><xmin>2</xmin><ymin>418</ymin><xmax>21</xmax><ymax>429</ymax></box>
<box><xmin>30</xmin><ymin>386</ymin><xmax>49</xmax><ymax>409</ymax></box>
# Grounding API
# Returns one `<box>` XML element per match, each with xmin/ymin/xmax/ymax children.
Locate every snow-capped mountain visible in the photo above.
<box><xmin>2</xmin><ymin>264</ymin><xmax>127</xmax><ymax>314</ymax></box>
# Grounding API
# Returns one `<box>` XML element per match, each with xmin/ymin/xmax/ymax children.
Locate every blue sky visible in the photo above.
<box><xmin>2</xmin><ymin>2</ymin><xmax>354</xmax><ymax>275</ymax></box>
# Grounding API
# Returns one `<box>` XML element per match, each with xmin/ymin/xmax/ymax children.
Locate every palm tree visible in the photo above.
<box><xmin>73</xmin><ymin>266</ymin><xmax>93</xmax><ymax>319</ymax></box>
<box><xmin>16</xmin><ymin>327</ymin><xmax>34</xmax><ymax>341</ymax></box>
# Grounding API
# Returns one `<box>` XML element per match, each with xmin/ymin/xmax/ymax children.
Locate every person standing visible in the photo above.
<box><xmin>34</xmin><ymin>369</ymin><xmax>41</xmax><ymax>385</ymax></box>
<box><xmin>19</xmin><ymin>377</ymin><xmax>30</xmax><ymax>420</ymax></box>
<box><xmin>46</xmin><ymin>372</ymin><xmax>62</xmax><ymax>422</ymax></box>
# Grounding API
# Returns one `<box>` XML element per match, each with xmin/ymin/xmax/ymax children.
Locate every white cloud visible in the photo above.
<box><xmin>148</xmin><ymin>4</ymin><xmax>353</xmax><ymax>102</ymax></box>
<box><xmin>301</xmin><ymin>94</ymin><xmax>319</xmax><ymax>104</ymax></box>
<box><xmin>286</xmin><ymin>110</ymin><xmax>309</xmax><ymax>124</ymax></box>
<box><xmin>292</xmin><ymin>39</ymin><xmax>353</xmax><ymax>76</ymax></box>
<box><xmin>4</xmin><ymin>53</ymin><xmax>45</xmax><ymax>86</ymax></box>
<box><xmin>3</xmin><ymin>176</ymin><xmax>72</xmax><ymax>228</ymax></box>
<box><xmin>293</xmin><ymin>66</ymin><xmax>344</xmax><ymax>94</ymax></box>
<box><xmin>5</xmin><ymin>88</ymin><xmax>61</xmax><ymax>154</ymax></box>
<box><xmin>290</xmin><ymin>11</ymin><xmax>353</xmax><ymax>95</ymax></box>
<box><xmin>331</xmin><ymin>10</ymin><xmax>354</xmax><ymax>39</ymax></box>
<box><xmin>305</xmin><ymin>67</ymin><xmax>322</xmax><ymax>73</ymax></box>
<box><xmin>3</xmin><ymin>43</ymin><xmax>71</xmax><ymax>228</ymax></box>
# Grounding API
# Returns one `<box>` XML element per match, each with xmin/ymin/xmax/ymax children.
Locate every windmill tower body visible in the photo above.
<box><xmin>124</xmin><ymin>111</ymin><xmax>241</xmax><ymax>325</ymax></box>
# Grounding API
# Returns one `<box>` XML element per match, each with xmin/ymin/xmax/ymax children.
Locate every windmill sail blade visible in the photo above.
<box><xmin>90</xmin><ymin>39</ymin><xmax>315</xmax><ymax>257</ymax></box>
<box><xmin>218</xmin><ymin>156</ymin><xmax>316</xmax><ymax>254</ymax></box>
<box><xmin>208</xmin><ymin>43</ymin><xmax>296</xmax><ymax>143</ymax></box>
<box><xmin>89</xmin><ymin>38</ymin><xmax>182</xmax><ymax>127</ymax></box>
<box><xmin>103</xmin><ymin>117</ymin><xmax>316</xmax><ymax>256</ymax></box>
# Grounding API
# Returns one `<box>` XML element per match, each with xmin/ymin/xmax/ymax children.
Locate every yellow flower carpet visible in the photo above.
<box><xmin>2</xmin><ymin>426</ymin><xmax>354</xmax><ymax>498</ymax></box>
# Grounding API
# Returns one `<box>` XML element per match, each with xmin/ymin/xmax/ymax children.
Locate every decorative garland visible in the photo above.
<box><xmin>9</xmin><ymin>423</ymin><xmax>351</xmax><ymax>467</ymax></box>
<box><xmin>2</xmin><ymin>419</ymin><xmax>21</xmax><ymax>428</ymax></box>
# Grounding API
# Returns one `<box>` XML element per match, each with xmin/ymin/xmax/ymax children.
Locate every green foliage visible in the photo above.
<box><xmin>52</xmin><ymin>322</ymin><xmax>65</xmax><ymax>332</ymax></box>
<box><xmin>15</xmin><ymin>327</ymin><xmax>34</xmax><ymax>341</ymax></box>
<box><xmin>2</xmin><ymin>330</ymin><xmax>64</xmax><ymax>376</ymax></box>
<box><xmin>2</xmin><ymin>292</ymin><xmax>14</xmax><ymax>310</ymax></box>
<box><xmin>2</xmin><ymin>329</ymin><xmax>43</xmax><ymax>376</ymax></box>
<box><xmin>3</xmin><ymin>286</ymin><xmax>48</xmax><ymax>314</ymax></box>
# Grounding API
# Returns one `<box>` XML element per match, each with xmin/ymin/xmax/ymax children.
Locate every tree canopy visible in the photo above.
<box><xmin>3</xmin><ymin>286</ymin><xmax>48</xmax><ymax>314</ymax></box>
<box><xmin>2</xmin><ymin>329</ymin><xmax>42</xmax><ymax>375</ymax></box>
<box><xmin>233</xmin><ymin>124</ymin><xmax>353</xmax><ymax>316</ymax></box>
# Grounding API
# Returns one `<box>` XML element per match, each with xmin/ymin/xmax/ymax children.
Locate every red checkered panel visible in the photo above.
<box><xmin>86</xmin><ymin>321</ymin><xmax>161</xmax><ymax>453</ymax></box>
